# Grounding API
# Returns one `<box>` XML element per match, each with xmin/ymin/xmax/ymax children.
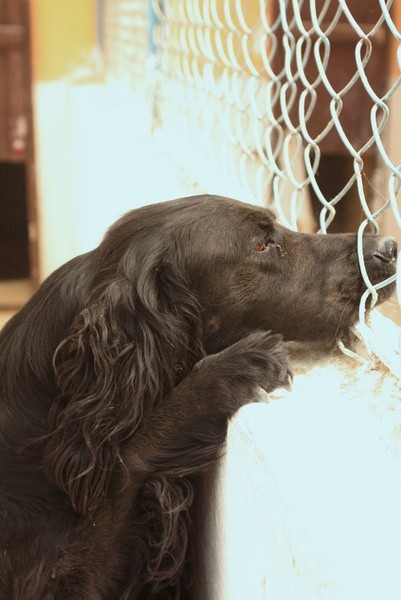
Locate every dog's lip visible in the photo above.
<box><xmin>364</xmin><ymin>257</ymin><xmax>397</xmax><ymax>277</ymax></box>
<box><xmin>364</xmin><ymin>268</ymin><xmax>397</xmax><ymax>290</ymax></box>
<box><xmin>373</xmin><ymin>252</ymin><xmax>396</xmax><ymax>264</ymax></box>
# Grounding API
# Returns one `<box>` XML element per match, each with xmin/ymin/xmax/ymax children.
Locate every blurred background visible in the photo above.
<box><xmin>0</xmin><ymin>0</ymin><xmax>194</xmax><ymax>328</ymax></box>
<box><xmin>1</xmin><ymin>0</ymin><xmax>400</xmax><ymax>329</ymax></box>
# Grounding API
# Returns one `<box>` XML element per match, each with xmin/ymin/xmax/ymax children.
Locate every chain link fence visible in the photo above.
<box><xmin>102</xmin><ymin>0</ymin><xmax>401</xmax><ymax>366</ymax></box>
<box><xmin>103</xmin><ymin>0</ymin><xmax>148</xmax><ymax>86</ymax></box>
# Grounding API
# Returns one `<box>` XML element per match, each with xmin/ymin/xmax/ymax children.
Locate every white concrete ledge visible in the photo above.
<box><xmin>195</xmin><ymin>352</ymin><xmax>401</xmax><ymax>600</ymax></box>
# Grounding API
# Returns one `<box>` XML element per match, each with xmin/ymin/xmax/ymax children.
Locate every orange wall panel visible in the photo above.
<box><xmin>30</xmin><ymin>0</ymin><xmax>97</xmax><ymax>81</ymax></box>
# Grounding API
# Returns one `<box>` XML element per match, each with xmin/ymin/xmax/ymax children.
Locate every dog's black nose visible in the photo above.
<box><xmin>373</xmin><ymin>237</ymin><xmax>397</xmax><ymax>263</ymax></box>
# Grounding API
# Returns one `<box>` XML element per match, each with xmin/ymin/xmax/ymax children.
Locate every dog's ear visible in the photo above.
<box><xmin>43</xmin><ymin>254</ymin><xmax>203</xmax><ymax>516</ymax></box>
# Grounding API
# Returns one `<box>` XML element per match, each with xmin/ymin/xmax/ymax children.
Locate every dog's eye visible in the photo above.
<box><xmin>255</xmin><ymin>241</ymin><xmax>275</xmax><ymax>252</ymax></box>
<box><xmin>255</xmin><ymin>241</ymin><xmax>287</xmax><ymax>256</ymax></box>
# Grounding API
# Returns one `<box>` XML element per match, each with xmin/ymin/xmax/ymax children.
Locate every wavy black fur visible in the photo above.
<box><xmin>0</xmin><ymin>195</ymin><xmax>396</xmax><ymax>598</ymax></box>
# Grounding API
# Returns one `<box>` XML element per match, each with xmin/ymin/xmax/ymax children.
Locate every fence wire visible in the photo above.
<box><xmin>152</xmin><ymin>0</ymin><xmax>401</xmax><ymax>339</ymax></box>
<box><xmin>103</xmin><ymin>0</ymin><xmax>148</xmax><ymax>86</ymax></box>
<box><xmin>101</xmin><ymin>0</ymin><xmax>401</xmax><ymax>363</ymax></box>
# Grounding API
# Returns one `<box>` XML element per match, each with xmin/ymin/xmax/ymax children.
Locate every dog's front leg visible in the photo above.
<box><xmin>119</xmin><ymin>331</ymin><xmax>291</xmax><ymax>598</ymax></box>
<box><xmin>130</xmin><ymin>330</ymin><xmax>291</xmax><ymax>476</ymax></box>
<box><xmin>35</xmin><ymin>331</ymin><xmax>290</xmax><ymax>600</ymax></box>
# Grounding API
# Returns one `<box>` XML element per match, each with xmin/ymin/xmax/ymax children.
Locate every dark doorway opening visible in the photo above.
<box><xmin>0</xmin><ymin>161</ymin><xmax>29</xmax><ymax>279</ymax></box>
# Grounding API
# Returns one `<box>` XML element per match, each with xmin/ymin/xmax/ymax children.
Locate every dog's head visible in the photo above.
<box><xmin>102</xmin><ymin>195</ymin><xmax>395</xmax><ymax>352</ymax></box>
<box><xmin>184</xmin><ymin>197</ymin><xmax>396</xmax><ymax>350</ymax></box>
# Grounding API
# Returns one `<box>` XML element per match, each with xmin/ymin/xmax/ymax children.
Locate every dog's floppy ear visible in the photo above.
<box><xmin>43</xmin><ymin>250</ymin><xmax>203</xmax><ymax>515</ymax></box>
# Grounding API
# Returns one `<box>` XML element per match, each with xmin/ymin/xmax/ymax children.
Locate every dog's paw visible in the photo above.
<box><xmin>221</xmin><ymin>331</ymin><xmax>291</xmax><ymax>394</ymax></box>
<box><xmin>198</xmin><ymin>331</ymin><xmax>291</xmax><ymax>400</ymax></box>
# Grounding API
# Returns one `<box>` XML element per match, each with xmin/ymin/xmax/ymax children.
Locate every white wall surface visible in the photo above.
<box><xmin>195</xmin><ymin>348</ymin><xmax>401</xmax><ymax>600</ymax></box>
<box><xmin>33</xmin><ymin>80</ymin><xmax>198</xmax><ymax>279</ymax></box>
<box><xmin>33</xmin><ymin>82</ymin><xmax>77</xmax><ymax>277</ymax></box>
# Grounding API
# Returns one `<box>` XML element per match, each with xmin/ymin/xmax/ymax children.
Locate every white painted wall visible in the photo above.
<box><xmin>380</xmin><ymin>83</ymin><xmax>401</xmax><ymax>243</ymax></box>
<box><xmin>33</xmin><ymin>81</ymin><xmax>77</xmax><ymax>277</ymax></box>
<box><xmin>195</xmin><ymin>353</ymin><xmax>401</xmax><ymax>600</ymax></box>
<box><xmin>33</xmin><ymin>80</ymin><xmax>198</xmax><ymax>278</ymax></box>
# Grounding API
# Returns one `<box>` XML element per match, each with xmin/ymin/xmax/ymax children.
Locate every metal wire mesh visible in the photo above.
<box><xmin>152</xmin><ymin>0</ymin><xmax>401</xmax><ymax>333</ymax></box>
<box><xmin>103</xmin><ymin>0</ymin><xmax>148</xmax><ymax>86</ymax></box>
<box><xmin>100</xmin><ymin>0</ymin><xmax>401</xmax><ymax>367</ymax></box>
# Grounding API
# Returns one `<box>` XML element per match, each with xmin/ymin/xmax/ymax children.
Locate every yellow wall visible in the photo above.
<box><xmin>30</xmin><ymin>0</ymin><xmax>97</xmax><ymax>81</ymax></box>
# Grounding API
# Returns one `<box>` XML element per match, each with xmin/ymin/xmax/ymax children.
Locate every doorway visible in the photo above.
<box><xmin>0</xmin><ymin>162</ymin><xmax>29</xmax><ymax>279</ymax></box>
<box><xmin>0</xmin><ymin>0</ymin><xmax>37</xmax><ymax>316</ymax></box>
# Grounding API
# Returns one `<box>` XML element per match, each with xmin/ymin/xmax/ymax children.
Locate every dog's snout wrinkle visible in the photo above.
<box><xmin>373</xmin><ymin>237</ymin><xmax>397</xmax><ymax>264</ymax></box>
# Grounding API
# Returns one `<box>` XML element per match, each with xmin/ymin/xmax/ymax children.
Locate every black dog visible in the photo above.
<box><xmin>0</xmin><ymin>195</ymin><xmax>396</xmax><ymax>599</ymax></box>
